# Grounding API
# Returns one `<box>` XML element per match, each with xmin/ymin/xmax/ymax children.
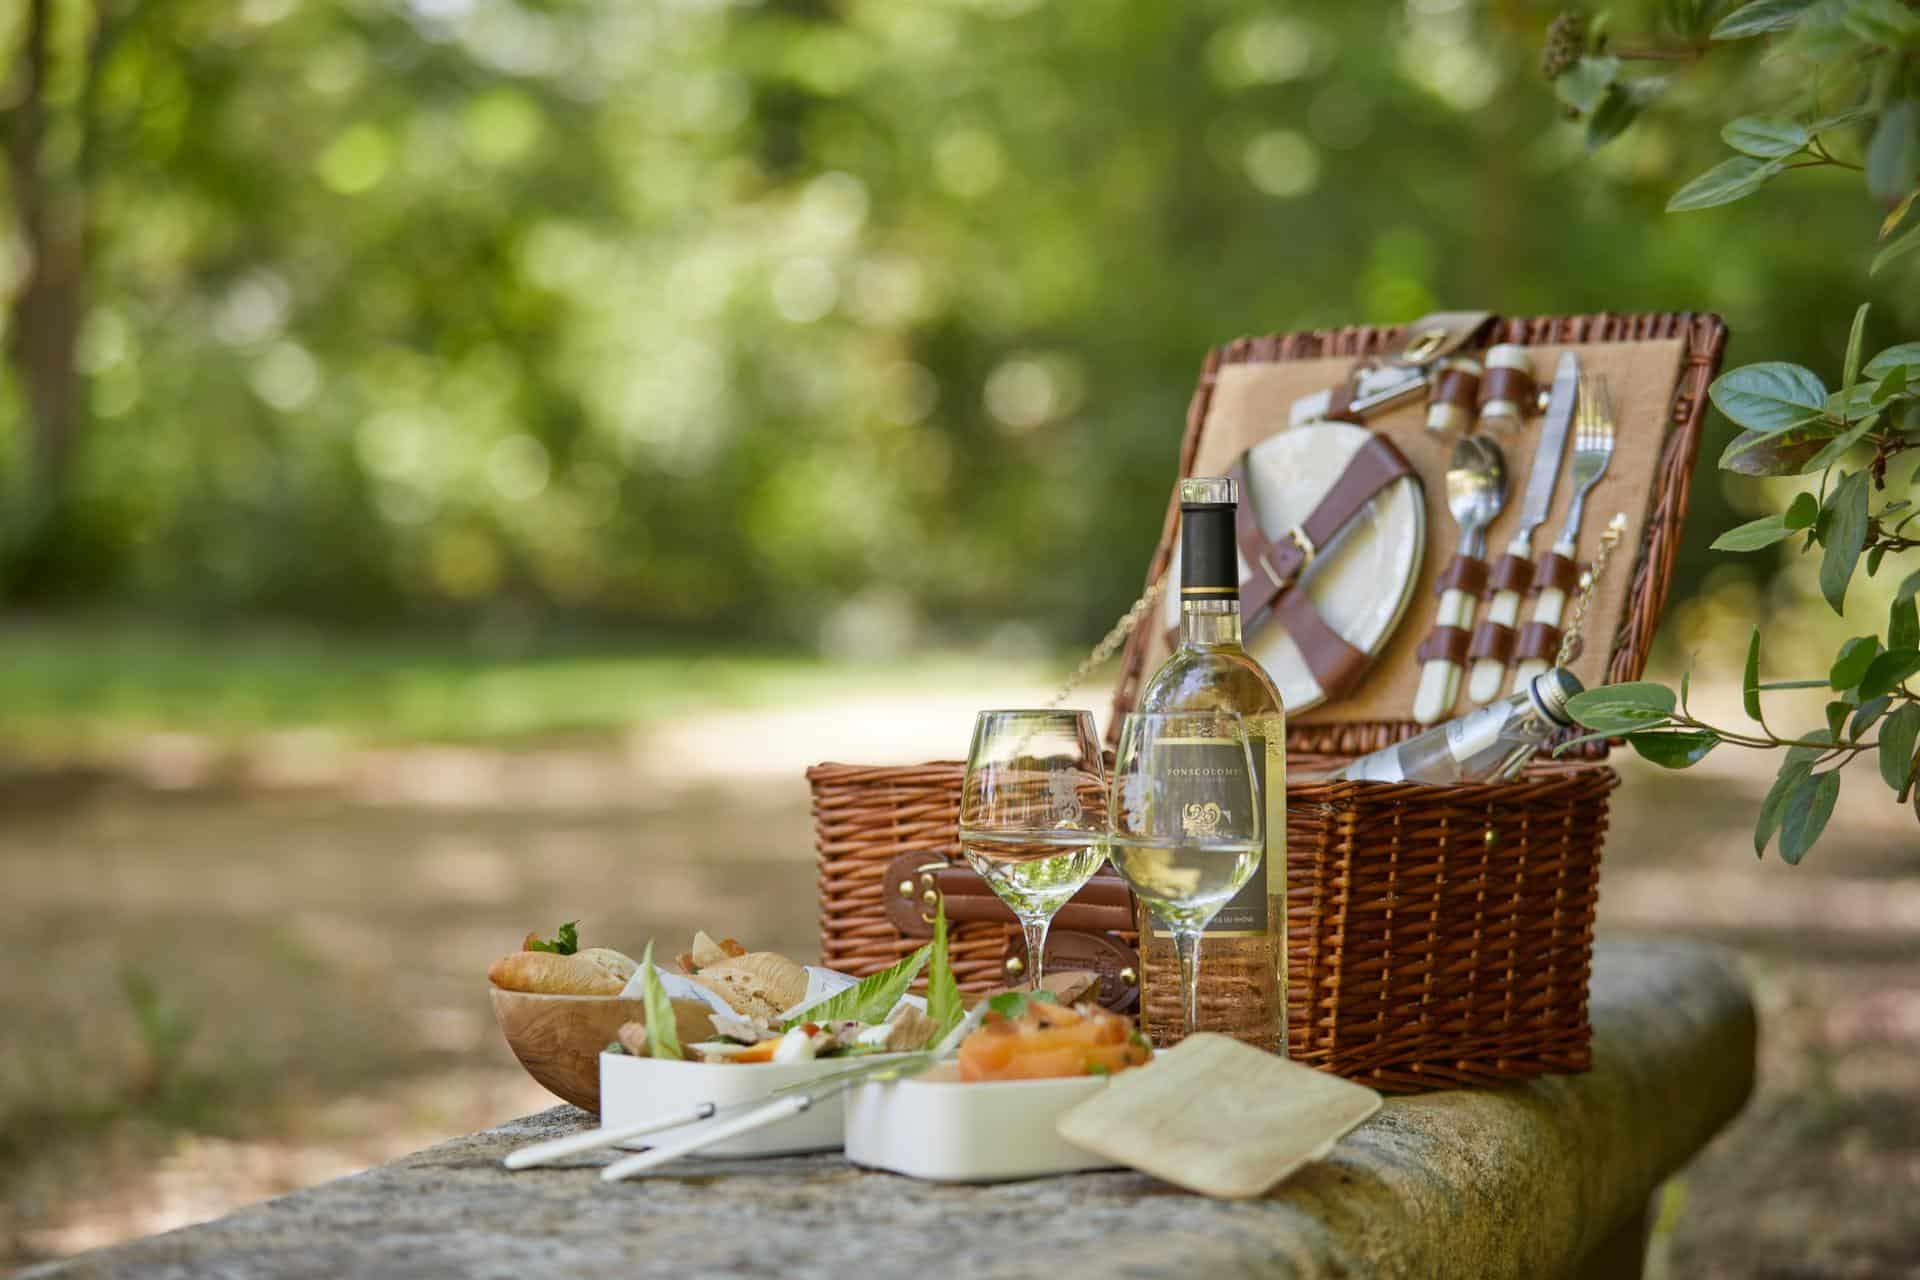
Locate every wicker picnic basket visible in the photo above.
<box><xmin>810</xmin><ymin>310</ymin><xmax>1726</xmax><ymax>1092</ymax></box>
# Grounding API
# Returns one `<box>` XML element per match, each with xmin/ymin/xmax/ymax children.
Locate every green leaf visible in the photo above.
<box><xmin>1627</xmin><ymin>730</ymin><xmax>1719</xmax><ymax>769</ymax></box>
<box><xmin>1845</xmin><ymin>0</ymin><xmax>1920</xmax><ymax>46</ymax></box>
<box><xmin>1880</xmin><ymin>703</ymin><xmax>1920</xmax><ymax>791</ymax></box>
<box><xmin>526</xmin><ymin>920</ymin><xmax>580</xmax><ymax>955</ymax></box>
<box><xmin>1831</xmin><ymin>635</ymin><xmax>1882</xmax><ymax>689</ymax></box>
<box><xmin>1785</xmin><ymin>492</ymin><xmax>1819</xmax><ymax>528</ymax></box>
<box><xmin>1710</xmin><ymin>512</ymin><xmax>1797</xmax><ymax>551</ymax></box>
<box><xmin>1722</xmin><ymin>116</ymin><xmax>1811</xmax><ymax>158</ymax></box>
<box><xmin>1786</xmin><ymin>728</ymin><xmax>1838</xmax><ymax>767</ymax></box>
<box><xmin>1825</xmin><ymin>699</ymin><xmax>1851</xmax><ymax>740</ymax></box>
<box><xmin>1567</xmin><ymin>681</ymin><xmax>1679</xmax><ymax>734</ymax></box>
<box><xmin>639</xmin><ymin>942</ymin><xmax>683</xmax><ymax>1061</ymax></box>
<box><xmin>1680</xmin><ymin>666</ymin><xmax>1693</xmax><ymax>711</ymax></box>
<box><xmin>788</xmin><ymin>945</ymin><xmax>928</xmax><ymax>1030</ymax></box>
<box><xmin>1820</xmin><ymin>471</ymin><xmax>1871</xmax><ymax>614</ymax></box>
<box><xmin>986</xmin><ymin>988</ymin><xmax>1058</xmax><ymax>1021</ymax></box>
<box><xmin>1860</xmin><ymin>649</ymin><xmax>1920</xmax><ymax>698</ymax></box>
<box><xmin>1804</xmin><ymin>414</ymin><xmax>1880</xmax><ymax>472</ymax></box>
<box><xmin>1874</xmin><ymin>365</ymin><xmax>1909</xmax><ymax>404</ymax></box>
<box><xmin>1754</xmin><ymin>759</ymin><xmax>1811</xmax><ymax>854</ymax></box>
<box><xmin>1720</xmin><ymin>423</ymin><xmax>1836</xmax><ymax>475</ymax></box>
<box><xmin>1708</xmin><ymin>362</ymin><xmax>1829</xmax><ymax>433</ymax></box>
<box><xmin>1744</xmin><ymin>626</ymin><xmax>1764</xmax><ymax>720</ymax></box>
<box><xmin>1899</xmin><ymin>569</ymin><xmax>1920</xmax><ymax>605</ymax></box>
<box><xmin>1893</xmin><ymin>596</ymin><xmax>1920</xmax><ymax>652</ymax></box>
<box><xmin>1868</xmin><ymin>545</ymin><xmax>1888</xmax><ymax>577</ymax></box>
<box><xmin>1864</xmin><ymin>343</ymin><xmax>1920</xmax><ymax>379</ymax></box>
<box><xmin>1779</xmin><ymin>769</ymin><xmax>1841</xmax><ymax>864</ymax></box>
<box><xmin>1868</xmin><ymin>102</ymin><xmax>1920</xmax><ymax>202</ymax></box>
<box><xmin>1844</xmin><ymin>303</ymin><xmax>1870</xmax><ymax>390</ymax></box>
<box><xmin>1587</xmin><ymin>85</ymin><xmax>1644</xmax><ymax>150</ymax></box>
<box><xmin>924</xmin><ymin>898</ymin><xmax>963</xmax><ymax>1040</ymax></box>
<box><xmin>1872</xmin><ymin>222</ymin><xmax>1920</xmax><ymax>275</ymax></box>
<box><xmin>1555</xmin><ymin>55</ymin><xmax>1621</xmax><ymax>115</ymax></box>
<box><xmin>1666</xmin><ymin>155</ymin><xmax>1787</xmax><ymax>212</ymax></box>
<box><xmin>1851</xmin><ymin>694</ymin><xmax>1893</xmax><ymax>738</ymax></box>
<box><xmin>1712</xmin><ymin>0</ymin><xmax>1815</xmax><ymax>38</ymax></box>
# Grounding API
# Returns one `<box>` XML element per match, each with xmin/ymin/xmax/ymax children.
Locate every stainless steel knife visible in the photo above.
<box><xmin>1465</xmin><ymin>352</ymin><xmax>1578</xmax><ymax>703</ymax></box>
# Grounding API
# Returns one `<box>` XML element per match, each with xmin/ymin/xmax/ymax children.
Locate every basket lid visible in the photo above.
<box><xmin>1109</xmin><ymin>311</ymin><xmax>1728</xmax><ymax>759</ymax></box>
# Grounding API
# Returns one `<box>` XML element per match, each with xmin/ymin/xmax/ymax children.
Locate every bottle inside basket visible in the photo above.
<box><xmin>1132</xmin><ymin>476</ymin><xmax>1288</xmax><ymax>1056</ymax></box>
<box><xmin>1337</xmin><ymin>668</ymin><xmax>1585</xmax><ymax>785</ymax></box>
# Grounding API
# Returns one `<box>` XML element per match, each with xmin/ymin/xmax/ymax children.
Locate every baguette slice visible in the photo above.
<box><xmin>488</xmin><ymin>946</ymin><xmax>638</xmax><ymax>995</ymax></box>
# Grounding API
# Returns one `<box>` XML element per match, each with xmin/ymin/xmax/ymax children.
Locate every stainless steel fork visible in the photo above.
<box><xmin>1512</xmin><ymin>371</ymin><xmax>1616</xmax><ymax>690</ymax></box>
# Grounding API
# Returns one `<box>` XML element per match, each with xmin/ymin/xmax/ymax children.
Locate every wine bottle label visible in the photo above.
<box><xmin>1144</xmin><ymin>733</ymin><xmax>1280</xmax><ymax>937</ymax></box>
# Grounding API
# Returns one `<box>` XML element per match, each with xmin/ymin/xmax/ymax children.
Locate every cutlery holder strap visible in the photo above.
<box><xmin>1530</xmin><ymin>551</ymin><xmax>1581</xmax><ymax>597</ymax></box>
<box><xmin>882</xmin><ymin>853</ymin><xmax>1136</xmax><ymax>938</ymax></box>
<box><xmin>1486</xmin><ymin>554</ymin><xmax>1535</xmax><ymax>597</ymax></box>
<box><xmin>1514</xmin><ymin>621</ymin><xmax>1564</xmax><ymax>663</ymax></box>
<box><xmin>1467</xmin><ymin>619</ymin><xmax>1517</xmax><ymax>664</ymax></box>
<box><xmin>1432</xmin><ymin>553</ymin><xmax>1488</xmax><ymax>597</ymax></box>
<box><xmin>1415</xmin><ymin>626</ymin><xmax>1470</xmax><ymax>665</ymax></box>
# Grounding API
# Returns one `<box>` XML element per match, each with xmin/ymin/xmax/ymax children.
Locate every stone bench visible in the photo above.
<box><xmin>23</xmin><ymin>938</ymin><xmax>1754</xmax><ymax>1280</ymax></box>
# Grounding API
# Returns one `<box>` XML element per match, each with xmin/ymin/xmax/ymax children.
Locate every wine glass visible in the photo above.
<box><xmin>1106</xmin><ymin>711</ymin><xmax>1263</xmax><ymax>1038</ymax></box>
<box><xmin>957</xmin><ymin>709</ymin><xmax>1109</xmax><ymax>991</ymax></box>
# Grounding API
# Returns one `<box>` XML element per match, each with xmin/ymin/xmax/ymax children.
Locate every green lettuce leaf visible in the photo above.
<box><xmin>638</xmin><ymin>942</ymin><xmax>683</xmax><ymax>1061</ymax></box>
<box><xmin>924</xmin><ymin>898</ymin><xmax>964</xmax><ymax>1041</ymax></box>
<box><xmin>786</xmin><ymin>946</ymin><xmax>928</xmax><ymax>1030</ymax></box>
<box><xmin>526</xmin><ymin>920</ymin><xmax>579</xmax><ymax>955</ymax></box>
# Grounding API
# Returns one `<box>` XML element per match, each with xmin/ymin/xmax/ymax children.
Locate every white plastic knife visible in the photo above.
<box><xmin>1466</xmin><ymin>353</ymin><xmax>1578</xmax><ymax>704</ymax></box>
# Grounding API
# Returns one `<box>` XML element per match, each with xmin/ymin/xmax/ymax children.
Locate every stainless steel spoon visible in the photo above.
<box><xmin>1412</xmin><ymin>435</ymin><xmax>1508</xmax><ymax>724</ymax></box>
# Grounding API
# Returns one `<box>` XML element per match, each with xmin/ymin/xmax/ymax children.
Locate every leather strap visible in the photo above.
<box><xmin>1467</xmin><ymin>620</ymin><xmax>1516</xmax><ymax>664</ymax></box>
<box><xmin>933</xmin><ymin>864</ymin><xmax>1136</xmax><ymax>934</ymax></box>
<box><xmin>1416</xmin><ymin>625</ymin><xmax>1470</xmax><ymax>665</ymax></box>
<box><xmin>1236</xmin><ymin>436</ymin><xmax>1414</xmax><ymax>621</ymax></box>
<box><xmin>1230</xmin><ymin>436</ymin><xmax>1413</xmax><ymax>702</ymax></box>
<box><xmin>1393</xmin><ymin>311</ymin><xmax>1497</xmax><ymax>365</ymax></box>
<box><xmin>1532</xmin><ymin>552</ymin><xmax>1581</xmax><ymax>597</ymax></box>
<box><xmin>1514</xmin><ymin>621</ymin><xmax>1564</xmax><ymax>663</ymax></box>
<box><xmin>1487</xmin><ymin>554</ymin><xmax>1535</xmax><ymax>598</ymax></box>
<box><xmin>1433</xmin><ymin>553</ymin><xmax>1489</xmax><ymax>598</ymax></box>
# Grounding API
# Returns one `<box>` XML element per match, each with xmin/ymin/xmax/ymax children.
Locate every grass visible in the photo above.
<box><xmin>0</xmin><ymin>617</ymin><xmax>1057</xmax><ymax>750</ymax></box>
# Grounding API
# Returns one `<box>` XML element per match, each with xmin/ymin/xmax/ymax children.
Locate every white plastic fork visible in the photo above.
<box><xmin>1513</xmin><ymin>372</ymin><xmax>1616</xmax><ymax>690</ymax></box>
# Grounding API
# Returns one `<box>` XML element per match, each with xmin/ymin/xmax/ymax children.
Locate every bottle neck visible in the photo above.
<box><xmin>1179</xmin><ymin>598</ymin><xmax>1244</xmax><ymax>649</ymax></box>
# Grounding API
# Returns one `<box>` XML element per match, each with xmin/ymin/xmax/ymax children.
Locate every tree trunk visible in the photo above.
<box><xmin>5</xmin><ymin>0</ymin><xmax>87</xmax><ymax>525</ymax></box>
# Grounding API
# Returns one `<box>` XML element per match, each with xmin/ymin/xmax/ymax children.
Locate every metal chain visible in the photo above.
<box><xmin>1555</xmin><ymin>512</ymin><xmax>1628</xmax><ymax>668</ymax></box>
<box><xmin>1048</xmin><ymin>574</ymin><xmax>1167</xmax><ymax>708</ymax></box>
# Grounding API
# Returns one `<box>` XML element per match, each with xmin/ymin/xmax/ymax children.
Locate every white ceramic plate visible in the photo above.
<box><xmin>599</xmin><ymin>1052</ymin><xmax>908</xmax><ymax>1158</ymax></box>
<box><xmin>843</xmin><ymin>1063</ymin><xmax>1120</xmax><ymax>1182</ymax></box>
<box><xmin>1163</xmin><ymin>422</ymin><xmax>1425</xmax><ymax>712</ymax></box>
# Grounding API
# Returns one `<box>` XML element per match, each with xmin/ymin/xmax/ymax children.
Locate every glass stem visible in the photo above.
<box><xmin>1173</xmin><ymin>928</ymin><xmax>1203</xmax><ymax>1037</ymax></box>
<box><xmin>1021</xmin><ymin>916</ymin><xmax>1050</xmax><ymax>992</ymax></box>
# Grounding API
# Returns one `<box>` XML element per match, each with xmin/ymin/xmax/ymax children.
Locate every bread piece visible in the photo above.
<box><xmin>487</xmin><ymin>946</ymin><xmax>637</xmax><ymax>996</ymax></box>
<box><xmin>690</xmin><ymin>951</ymin><xmax>809</xmax><ymax>1021</ymax></box>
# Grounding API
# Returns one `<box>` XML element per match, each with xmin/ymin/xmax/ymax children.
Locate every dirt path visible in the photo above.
<box><xmin>2</xmin><ymin>693</ymin><xmax>1916</xmax><ymax>1274</ymax></box>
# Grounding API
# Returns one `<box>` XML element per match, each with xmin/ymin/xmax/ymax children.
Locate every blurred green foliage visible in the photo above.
<box><xmin>1</xmin><ymin>0</ymin><xmax>1915</xmax><ymax>649</ymax></box>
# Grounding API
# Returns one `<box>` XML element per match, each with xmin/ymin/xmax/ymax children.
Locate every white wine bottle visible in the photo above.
<box><xmin>1133</xmin><ymin>476</ymin><xmax>1287</xmax><ymax>1054</ymax></box>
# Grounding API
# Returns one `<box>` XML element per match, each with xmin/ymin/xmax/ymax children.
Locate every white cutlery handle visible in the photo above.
<box><xmin>601</xmin><ymin>1094</ymin><xmax>808</xmax><ymax>1182</ymax></box>
<box><xmin>503</xmin><ymin>1102</ymin><xmax>716</xmax><ymax>1170</ymax></box>
<box><xmin>1414</xmin><ymin>587</ymin><xmax>1472</xmax><ymax>725</ymax></box>
<box><xmin>1467</xmin><ymin>589</ymin><xmax>1522</xmax><ymax>703</ymax></box>
<box><xmin>1512</xmin><ymin>540</ymin><xmax>1575</xmax><ymax>692</ymax></box>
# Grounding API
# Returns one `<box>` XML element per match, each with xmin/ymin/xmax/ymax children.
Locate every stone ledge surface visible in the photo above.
<box><xmin>26</xmin><ymin>938</ymin><xmax>1756</xmax><ymax>1280</ymax></box>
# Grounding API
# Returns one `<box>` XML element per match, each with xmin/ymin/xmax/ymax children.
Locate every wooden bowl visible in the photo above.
<box><xmin>489</xmin><ymin>986</ymin><xmax>717</xmax><ymax>1114</ymax></box>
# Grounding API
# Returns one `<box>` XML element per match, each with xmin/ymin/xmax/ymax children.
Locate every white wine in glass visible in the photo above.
<box><xmin>960</xmin><ymin>832</ymin><xmax>1109</xmax><ymax>923</ymax></box>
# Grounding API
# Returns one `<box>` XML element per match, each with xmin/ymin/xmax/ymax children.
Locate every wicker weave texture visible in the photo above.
<box><xmin>809</xmin><ymin>755</ymin><xmax>1615</xmax><ymax>1092</ymax></box>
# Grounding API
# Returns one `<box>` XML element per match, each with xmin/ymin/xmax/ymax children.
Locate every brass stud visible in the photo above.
<box><xmin>1004</xmin><ymin>955</ymin><xmax>1025</xmax><ymax>977</ymax></box>
<box><xmin>1119</xmin><ymin>967</ymin><xmax>1138</xmax><ymax>986</ymax></box>
<box><xmin>898</xmin><ymin>880</ymin><xmax>915</xmax><ymax>899</ymax></box>
<box><xmin>1484</xmin><ymin>827</ymin><xmax>1499</xmax><ymax>848</ymax></box>
<box><xmin>921</xmin><ymin>889</ymin><xmax>940</xmax><ymax>908</ymax></box>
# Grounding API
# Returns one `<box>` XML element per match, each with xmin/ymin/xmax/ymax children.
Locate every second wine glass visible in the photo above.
<box><xmin>1106</xmin><ymin>710</ymin><xmax>1263</xmax><ymax>1040</ymax></box>
<box><xmin>957</xmin><ymin>709</ymin><xmax>1108</xmax><ymax>991</ymax></box>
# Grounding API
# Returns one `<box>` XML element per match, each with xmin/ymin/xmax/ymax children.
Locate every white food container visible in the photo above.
<box><xmin>843</xmin><ymin>1064</ymin><xmax>1120</xmax><ymax>1181</ymax></box>
<box><xmin>599</xmin><ymin>1052</ymin><xmax>903</xmax><ymax>1157</ymax></box>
